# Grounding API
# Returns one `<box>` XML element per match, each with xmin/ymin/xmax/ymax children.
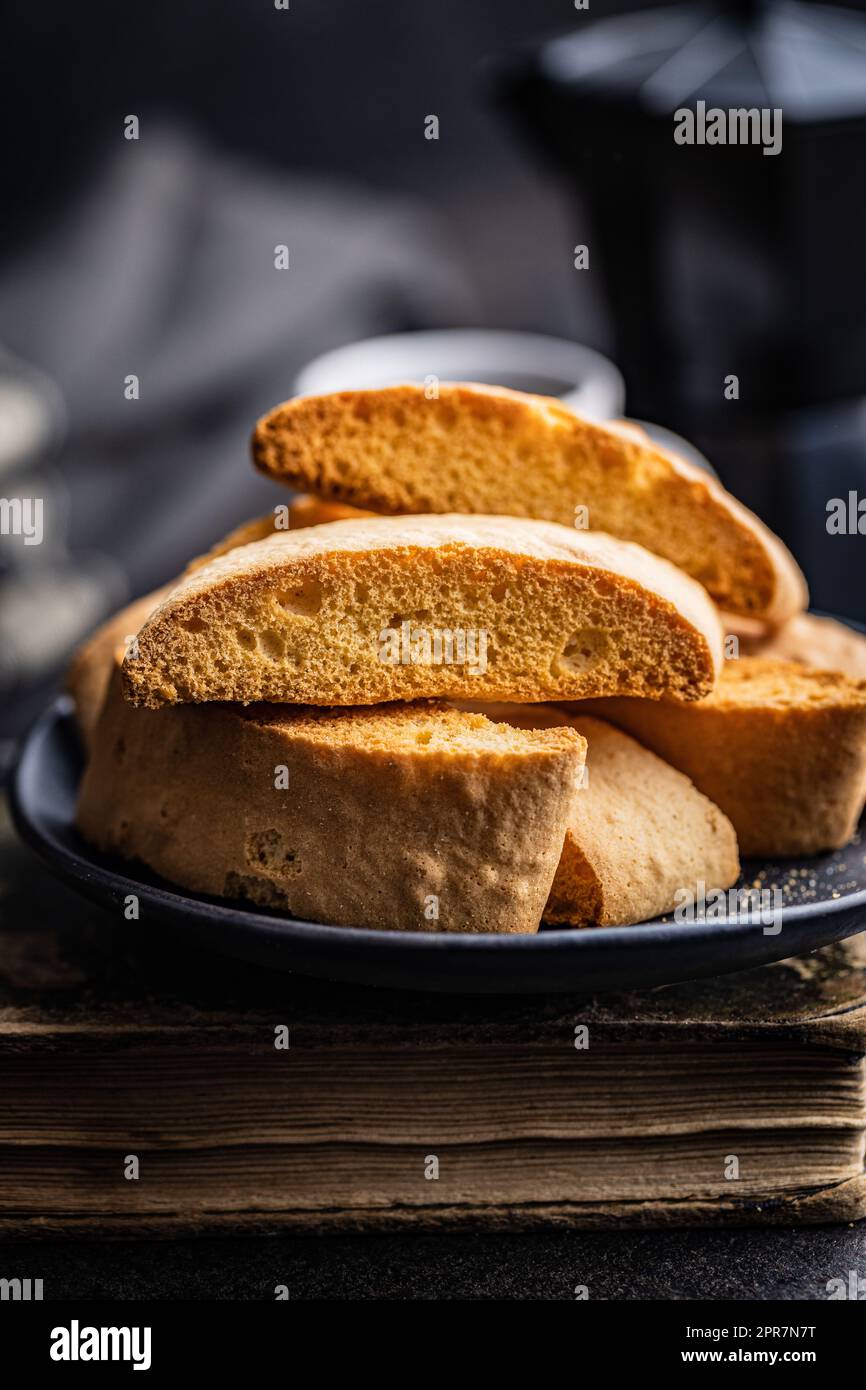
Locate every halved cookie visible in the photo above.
<box><xmin>252</xmin><ymin>383</ymin><xmax>807</xmax><ymax>622</ymax></box>
<box><xmin>570</xmin><ymin>658</ymin><xmax>866</xmax><ymax>856</ymax></box>
<box><xmin>77</xmin><ymin>666</ymin><xmax>584</xmax><ymax>934</ymax></box>
<box><xmin>465</xmin><ymin>703</ymin><xmax>740</xmax><ymax>927</ymax></box>
<box><xmin>121</xmin><ymin>513</ymin><xmax>724</xmax><ymax>709</ymax></box>
<box><xmin>67</xmin><ymin>500</ymin><xmax>356</xmax><ymax>746</ymax></box>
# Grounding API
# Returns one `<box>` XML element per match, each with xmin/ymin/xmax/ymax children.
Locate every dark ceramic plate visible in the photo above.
<box><xmin>9</xmin><ymin>697</ymin><xmax>866</xmax><ymax>994</ymax></box>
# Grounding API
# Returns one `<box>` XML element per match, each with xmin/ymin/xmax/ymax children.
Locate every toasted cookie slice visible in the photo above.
<box><xmin>570</xmin><ymin>658</ymin><xmax>866</xmax><ymax>856</ymax></box>
<box><xmin>121</xmin><ymin>514</ymin><xmax>723</xmax><ymax>709</ymax></box>
<box><xmin>77</xmin><ymin>666</ymin><xmax>584</xmax><ymax>934</ymax></box>
<box><xmin>67</xmin><ymin>500</ymin><xmax>360</xmax><ymax>746</ymax></box>
<box><xmin>466</xmin><ymin>704</ymin><xmax>739</xmax><ymax>927</ymax></box>
<box><xmin>252</xmin><ymin>383</ymin><xmax>807</xmax><ymax>622</ymax></box>
<box><xmin>67</xmin><ymin>587</ymin><xmax>174</xmax><ymax>749</ymax></box>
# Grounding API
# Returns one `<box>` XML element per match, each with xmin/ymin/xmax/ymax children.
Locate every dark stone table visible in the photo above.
<box><xmin>3</xmin><ymin>1225</ymin><xmax>866</xmax><ymax>1300</ymax></box>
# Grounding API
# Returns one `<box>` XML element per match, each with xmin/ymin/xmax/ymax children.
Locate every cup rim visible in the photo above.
<box><xmin>292</xmin><ymin>328</ymin><xmax>626</xmax><ymax>421</ymax></box>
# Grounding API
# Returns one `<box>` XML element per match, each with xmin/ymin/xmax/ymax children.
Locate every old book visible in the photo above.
<box><xmin>2</xmin><ymin>801</ymin><xmax>865</xmax><ymax>1235</ymax></box>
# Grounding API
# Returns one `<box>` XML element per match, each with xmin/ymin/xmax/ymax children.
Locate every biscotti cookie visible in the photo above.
<box><xmin>467</xmin><ymin>704</ymin><xmax>739</xmax><ymax>926</ymax></box>
<box><xmin>252</xmin><ymin>383</ymin><xmax>807</xmax><ymax>622</ymax></box>
<box><xmin>67</xmin><ymin>502</ymin><xmax>351</xmax><ymax>745</ymax></box>
<box><xmin>121</xmin><ymin>513</ymin><xmax>724</xmax><ymax>709</ymax></box>
<box><xmin>77</xmin><ymin>666</ymin><xmax>584</xmax><ymax>934</ymax></box>
<box><xmin>66</xmin><ymin>526</ymin><xmax>275</xmax><ymax>748</ymax></box>
<box><xmin>736</xmin><ymin>612</ymin><xmax>866</xmax><ymax>681</ymax></box>
<box><xmin>569</xmin><ymin>658</ymin><xmax>866</xmax><ymax>856</ymax></box>
<box><xmin>67</xmin><ymin>587</ymin><xmax>173</xmax><ymax>749</ymax></box>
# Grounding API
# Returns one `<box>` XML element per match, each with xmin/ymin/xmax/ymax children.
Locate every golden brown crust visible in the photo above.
<box><xmin>466</xmin><ymin>704</ymin><xmax>739</xmax><ymax>925</ymax></box>
<box><xmin>66</xmin><ymin>587</ymin><xmax>173</xmax><ymax>749</ymax></box>
<box><xmin>120</xmin><ymin>514</ymin><xmax>724</xmax><ymax>710</ymax></box>
<box><xmin>570</xmin><ymin>657</ymin><xmax>866</xmax><ymax>856</ymax></box>
<box><xmin>252</xmin><ymin>383</ymin><xmax>807</xmax><ymax>622</ymax></box>
<box><xmin>66</xmin><ymin>504</ymin><xmax>342</xmax><ymax>747</ymax></box>
<box><xmin>77</xmin><ymin>666</ymin><xmax>584</xmax><ymax>934</ymax></box>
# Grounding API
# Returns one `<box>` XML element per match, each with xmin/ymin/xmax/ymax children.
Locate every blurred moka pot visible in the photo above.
<box><xmin>496</xmin><ymin>0</ymin><xmax>866</xmax><ymax>530</ymax></box>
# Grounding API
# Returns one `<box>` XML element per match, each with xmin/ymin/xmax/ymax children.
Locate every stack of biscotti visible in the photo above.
<box><xmin>246</xmin><ymin>382</ymin><xmax>866</xmax><ymax>861</ymax></box>
<box><xmin>73</xmin><ymin>377</ymin><xmax>854</xmax><ymax>935</ymax></box>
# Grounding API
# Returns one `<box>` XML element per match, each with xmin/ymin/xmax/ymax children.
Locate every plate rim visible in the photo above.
<box><xmin>10</xmin><ymin>696</ymin><xmax>866</xmax><ymax>959</ymax></box>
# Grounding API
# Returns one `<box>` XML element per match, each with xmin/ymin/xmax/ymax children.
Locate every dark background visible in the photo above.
<box><xmin>2</xmin><ymin>0</ymin><xmax>632</xmax><ymax>335</ymax></box>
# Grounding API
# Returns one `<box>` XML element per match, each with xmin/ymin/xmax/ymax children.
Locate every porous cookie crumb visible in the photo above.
<box><xmin>121</xmin><ymin>513</ymin><xmax>723</xmax><ymax>709</ymax></box>
<box><xmin>252</xmin><ymin>382</ymin><xmax>807</xmax><ymax>622</ymax></box>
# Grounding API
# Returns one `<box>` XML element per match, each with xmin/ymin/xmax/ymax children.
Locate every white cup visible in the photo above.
<box><xmin>293</xmin><ymin>329</ymin><xmax>626</xmax><ymax>422</ymax></box>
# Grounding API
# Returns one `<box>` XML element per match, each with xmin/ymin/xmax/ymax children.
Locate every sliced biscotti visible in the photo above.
<box><xmin>77</xmin><ymin>666</ymin><xmax>584</xmax><ymax>934</ymax></box>
<box><xmin>569</xmin><ymin>658</ymin><xmax>866</xmax><ymax>856</ymax></box>
<box><xmin>121</xmin><ymin>513</ymin><xmax>724</xmax><ymax>709</ymax></box>
<box><xmin>67</xmin><ymin>501</ymin><xmax>380</xmax><ymax>745</ymax></box>
<box><xmin>67</xmin><ymin>523</ymin><xmax>277</xmax><ymax>747</ymax></box>
<box><xmin>252</xmin><ymin>383</ymin><xmax>807</xmax><ymax>622</ymax></box>
<box><xmin>736</xmin><ymin>611</ymin><xmax>866</xmax><ymax>681</ymax></box>
<box><xmin>67</xmin><ymin>587</ymin><xmax>174</xmax><ymax>749</ymax></box>
<box><xmin>468</xmin><ymin>704</ymin><xmax>739</xmax><ymax>926</ymax></box>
